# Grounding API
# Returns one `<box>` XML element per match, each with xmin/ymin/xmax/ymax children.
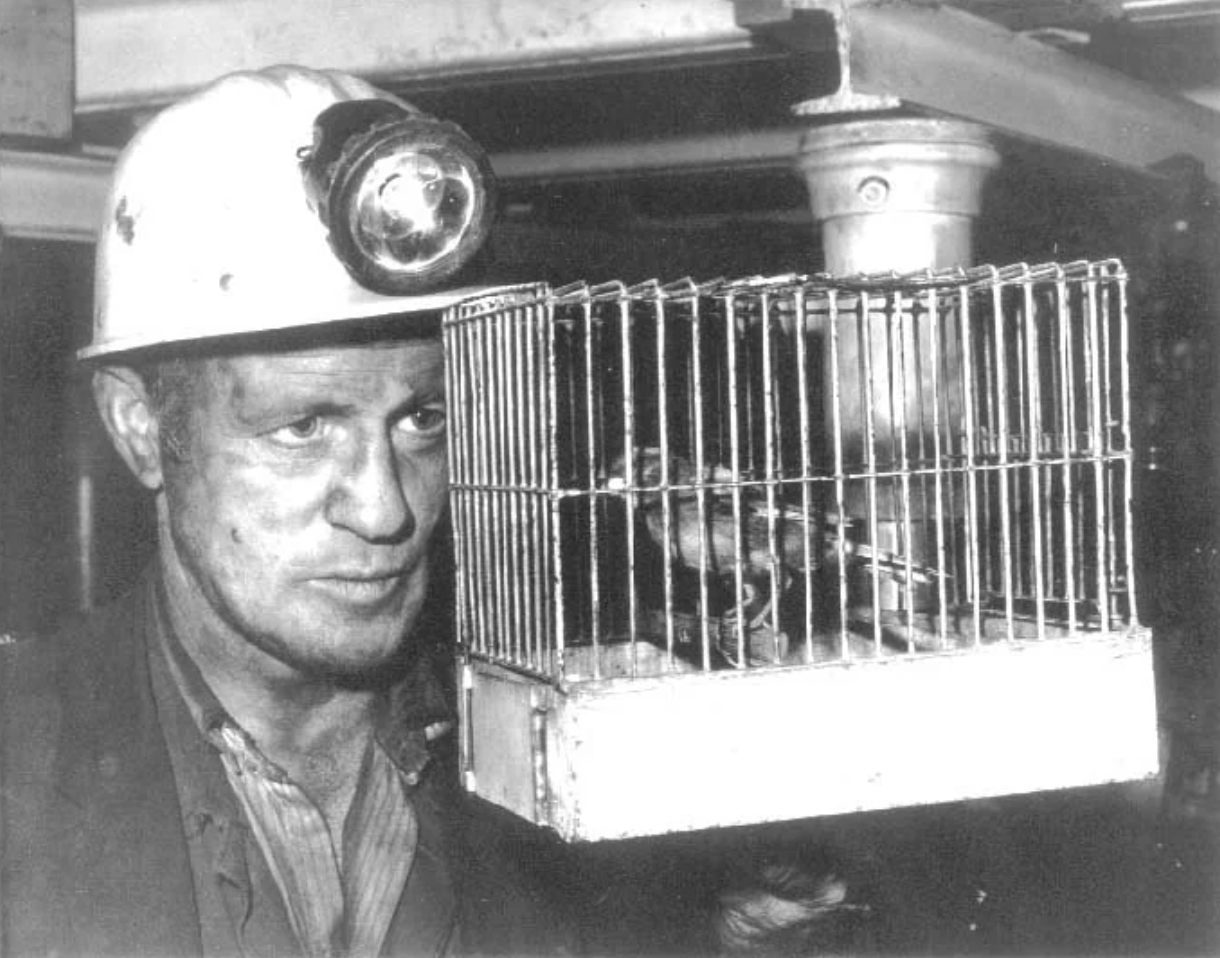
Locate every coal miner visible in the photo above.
<box><xmin>0</xmin><ymin>64</ymin><xmax>566</xmax><ymax>957</ymax></box>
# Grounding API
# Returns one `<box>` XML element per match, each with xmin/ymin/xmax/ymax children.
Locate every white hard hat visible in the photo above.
<box><xmin>83</xmin><ymin>64</ymin><xmax>497</xmax><ymax>361</ymax></box>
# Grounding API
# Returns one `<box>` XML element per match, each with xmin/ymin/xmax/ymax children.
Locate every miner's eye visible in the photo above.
<box><xmin>397</xmin><ymin>404</ymin><xmax>446</xmax><ymax>439</ymax></box>
<box><xmin>271</xmin><ymin>415</ymin><xmax>326</xmax><ymax>445</ymax></box>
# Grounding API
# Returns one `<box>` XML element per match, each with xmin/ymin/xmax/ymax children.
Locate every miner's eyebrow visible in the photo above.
<box><xmin>229</xmin><ymin>374</ymin><xmax>443</xmax><ymax>426</ymax></box>
<box><xmin>233</xmin><ymin>397</ymin><xmax>350</xmax><ymax>426</ymax></box>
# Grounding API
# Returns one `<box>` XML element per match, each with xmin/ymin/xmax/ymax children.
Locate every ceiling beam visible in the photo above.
<box><xmin>492</xmin><ymin>127</ymin><xmax>804</xmax><ymax>181</ymax></box>
<box><xmin>740</xmin><ymin>1</ymin><xmax>1220</xmax><ymax>183</ymax></box>
<box><xmin>0</xmin><ymin>150</ymin><xmax>111</xmax><ymax>242</ymax></box>
<box><xmin>74</xmin><ymin>0</ymin><xmax>758</xmax><ymax>113</ymax></box>
<box><xmin>0</xmin><ymin>0</ymin><xmax>72</xmax><ymax>140</ymax></box>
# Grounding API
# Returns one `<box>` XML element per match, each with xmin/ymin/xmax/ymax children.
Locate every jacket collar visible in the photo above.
<box><xmin>147</xmin><ymin>570</ymin><xmax>448</xmax><ymax>787</ymax></box>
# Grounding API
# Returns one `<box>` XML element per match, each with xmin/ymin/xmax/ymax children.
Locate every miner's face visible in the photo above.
<box><xmin>154</xmin><ymin>337</ymin><xmax>447</xmax><ymax>680</ymax></box>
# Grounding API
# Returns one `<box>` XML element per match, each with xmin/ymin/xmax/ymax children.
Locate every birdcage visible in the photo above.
<box><xmin>444</xmin><ymin>260</ymin><xmax>1157</xmax><ymax>842</ymax></box>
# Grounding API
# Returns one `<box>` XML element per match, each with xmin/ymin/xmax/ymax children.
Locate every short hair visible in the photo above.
<box><xmin>136</xmin><ymin>358</ymin><xmax>200</xmax><ymax>464</ymax></box>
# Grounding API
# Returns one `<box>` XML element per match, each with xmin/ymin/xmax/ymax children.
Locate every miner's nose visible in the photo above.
<box><xmin>325</xmin><ymin>433</ymin><xmax>413</xmax><ymax>542</ymax></box>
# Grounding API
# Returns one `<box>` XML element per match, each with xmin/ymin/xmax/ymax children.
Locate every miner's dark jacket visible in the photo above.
<box><xmin>0</xmin><ymin>569</ymin><xmax>576</xmax><ymax>957</ymax></box>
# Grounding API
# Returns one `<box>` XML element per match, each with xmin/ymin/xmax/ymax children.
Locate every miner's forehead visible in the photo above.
<box><xmin>198</xmin><ymin>336</ymin><xmax>445</xmax><ymax>410</ymax></box>
<box><xmin>132</xmin><ymin>324</ymin><xmax>443</xmax><ymax>417</ymax></box>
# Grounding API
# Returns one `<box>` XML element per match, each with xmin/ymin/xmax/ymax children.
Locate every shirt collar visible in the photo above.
<box><xmin>149</xmin><ymin>572</ymin><xmax>448</xmax><ymax>785</ymax></box>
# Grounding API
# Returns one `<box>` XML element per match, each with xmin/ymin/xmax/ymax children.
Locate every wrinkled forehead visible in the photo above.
<box><xmin>200</xmin><ymin>336</ymin><xmax>445</xmax><ymax>414</ymax></box>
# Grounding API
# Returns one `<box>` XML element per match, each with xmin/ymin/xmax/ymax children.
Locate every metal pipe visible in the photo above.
<box><xmin>797</xmin><ymin>118</ymin><xmax>999</xmax><ymax>275</ymax></box>
<box><xmin>797</xmin><ymin>117</ymin><xmax>999</xmax><ymax>612</ymax></box>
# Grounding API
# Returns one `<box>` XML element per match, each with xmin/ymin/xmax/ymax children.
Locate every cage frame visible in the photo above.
<box><xmin>444</xmin><ymin>260</ymin><xmax>1157</xmax><ymax>842</ymax></box>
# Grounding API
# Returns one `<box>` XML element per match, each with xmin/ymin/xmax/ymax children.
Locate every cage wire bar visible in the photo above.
<box><xmin>445</xmin><ymin>260</ymin><xmax>1156</xmax><ymax>841</ymax></box>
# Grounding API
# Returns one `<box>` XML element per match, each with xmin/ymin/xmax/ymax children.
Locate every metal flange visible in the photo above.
<box><xmin>738</xmin><ymin>0</ymin><xmax>1220</xmax><ymax>183</ymax></box>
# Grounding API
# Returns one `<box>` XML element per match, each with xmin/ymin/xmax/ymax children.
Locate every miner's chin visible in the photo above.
<box><xmin>269</xmin><ymin>616</ymin><xmax>428</xmax><ymax>688</ymax></box>
<box><xmin>267</xmin><ymin>574</ymin><xmax>433</xmax><ymax>685</ymax></box>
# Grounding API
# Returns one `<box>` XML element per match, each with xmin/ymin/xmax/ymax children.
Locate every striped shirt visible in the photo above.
<box><xmin>208</xmin><ymin>720</ymin><xmax>416</xmax><ymax>958</ymax></box>
<box><xmin>155</xmin><ymin>609</ymin><xmax>444</xmax><ymax>958</ymax></box>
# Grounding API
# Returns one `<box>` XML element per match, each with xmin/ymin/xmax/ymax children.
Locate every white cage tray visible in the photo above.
<box><xmin>462</xmin><ymin>629</ymin><xmax>1157</xmax><ymax>842</ymax></box>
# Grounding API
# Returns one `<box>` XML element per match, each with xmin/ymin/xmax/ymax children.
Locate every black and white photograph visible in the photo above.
<box><xmin>0</xmin><ymin>2</ymin><xmax>1217</xmax><ymax>955</ymax></box>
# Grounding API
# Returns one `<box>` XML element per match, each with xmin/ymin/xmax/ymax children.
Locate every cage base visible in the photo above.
<box><xmin>462</xmin><ymin>630</ymin><xmax>1158</xmax><ymax>842</ymax></box>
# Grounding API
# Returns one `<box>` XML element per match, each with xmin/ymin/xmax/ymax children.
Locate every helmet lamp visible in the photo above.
<box><xmin>302</xmin><ymin>99</ymin><xmax>496</xmax><ymax>295</ymax></box>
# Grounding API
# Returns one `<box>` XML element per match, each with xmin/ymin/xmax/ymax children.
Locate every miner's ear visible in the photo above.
<box><xmin>92</xmin><ymin>366</ymin><xmax>164</xmax><ymax>490</ymax></box>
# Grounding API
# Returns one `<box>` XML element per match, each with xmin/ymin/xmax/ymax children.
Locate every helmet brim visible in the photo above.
<box><xmin>78</xmin><ymin>283</ymin><xmax>498</xmax><ymax>362</ymax></box>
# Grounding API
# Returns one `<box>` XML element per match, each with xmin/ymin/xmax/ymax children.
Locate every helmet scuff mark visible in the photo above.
<box><xmin>114</xmin><ymin>197</ymin><xmax>137</xmax><ymax>245</ymax></box>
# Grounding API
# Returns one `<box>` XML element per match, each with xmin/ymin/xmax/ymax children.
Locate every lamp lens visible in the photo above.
<box><xmin>349</xmin><ymin>148</ymin><xmax>478</xmax><ymax>270</ymax></box>
<box><xmin>305</xmin><ymin>101</ymin><xmax>496</xmax><ymax>294</ymax></box>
